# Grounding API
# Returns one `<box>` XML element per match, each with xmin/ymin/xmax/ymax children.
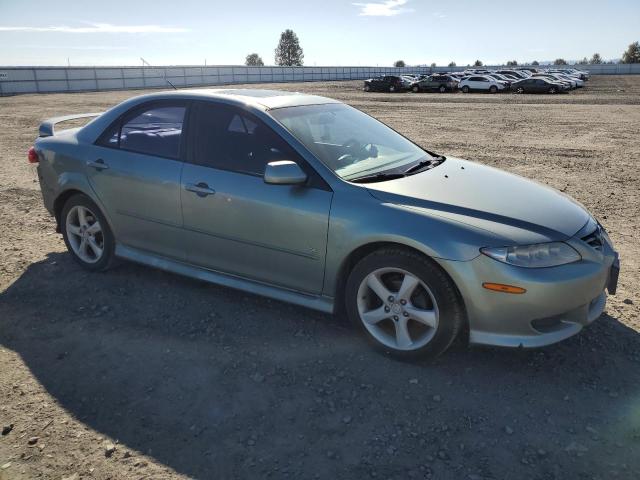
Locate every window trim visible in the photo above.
<box><xmin>94</xmin><ymin>100</ymin><xmax>191</xmax><ymax>162</ymax></box>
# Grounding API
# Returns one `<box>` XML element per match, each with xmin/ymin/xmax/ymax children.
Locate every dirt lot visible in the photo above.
<box><xmin>1</xmin><ymin>77</ymin><xmax>639</xmax><ymax>480</ymax></box>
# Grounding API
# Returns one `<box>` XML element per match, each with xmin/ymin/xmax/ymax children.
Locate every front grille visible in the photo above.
<box><xmin>581</xmin><ymin>228</ymin><xmax>603</xmax><ymax>251</ymax></box>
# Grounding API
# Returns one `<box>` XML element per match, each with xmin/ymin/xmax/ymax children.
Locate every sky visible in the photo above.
<box><xmin>0</xmin><ymin>0</ymin><xmax>638</xmax><ymax>66</ymax></box>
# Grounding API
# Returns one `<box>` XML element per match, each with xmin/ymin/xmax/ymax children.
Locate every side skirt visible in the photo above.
<box><xmin>115</xmin><ymin>244</ymin><xmax>335</xmax><ymax>314</ymax></box>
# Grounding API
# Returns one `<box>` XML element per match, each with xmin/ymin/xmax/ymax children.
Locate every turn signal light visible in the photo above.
<box><xmin>28</xmin><ymin>146</ymin><xmax>39</xmax><ymax>164</ymax></box>
<box><xmin>482</xmin><ymin>283</ymin><xmax>527</xmax><ymax>294</ymax></box>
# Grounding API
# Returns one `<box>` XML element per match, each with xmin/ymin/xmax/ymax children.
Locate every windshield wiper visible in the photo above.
<box><xmin>403</xmin><ymin>155</ymin><xmax>446</xmax><ymax>175</ymax></box>
<box><xmin>350</xmin><ymin>172</ymin><xmax>407</xmax><ymax>184</ymax></box>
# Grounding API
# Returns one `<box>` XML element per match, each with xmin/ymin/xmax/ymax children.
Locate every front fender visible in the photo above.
<box><xmin>323</xmin><ymin>192</ymin><xmax>507</xmax><ymax>297</ymax></box>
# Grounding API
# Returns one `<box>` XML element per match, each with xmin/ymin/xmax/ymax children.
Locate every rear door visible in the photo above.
<box><xmin>180</xmin><ymin>101</ymin><xmax>333</xmax><ymax>294</ymax></box>
<box><xmin>90</xmin><ymin>101</ymin><xmax>188</xmax><ymax>260</ymax></box>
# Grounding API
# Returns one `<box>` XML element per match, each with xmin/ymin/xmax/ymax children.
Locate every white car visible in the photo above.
<box><xmin>459</xmin><ymin>75</ymin><xmax>507</xmax><ymax>93</ymax></box>
<box><xmin>548</xmin><ymin>71</ymin><xmax>585</xmax><ymax>87</ymax></box>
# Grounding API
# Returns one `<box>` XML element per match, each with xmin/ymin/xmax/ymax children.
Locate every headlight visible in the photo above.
<box><xmin>480</xmin><ymin>242</ymin><xmax>581</xmax><ymax>268</ymax></box>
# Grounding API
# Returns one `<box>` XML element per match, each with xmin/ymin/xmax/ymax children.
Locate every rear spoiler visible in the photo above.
<box><xmin>39</xmin><ymin>112</ymin><xmax>103</xmax><ymax>137</ymax></box>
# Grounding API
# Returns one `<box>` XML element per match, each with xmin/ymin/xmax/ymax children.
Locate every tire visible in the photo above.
<box><xmin>549</xmin><ymin>87</ymin><xmax>557</xmax><ymax>94</ymax></box>
<box><xmin>516</xmin><ymin>87</ymin><xmax>525</xmax><ymax>94</ymax></box>
<box><xmin>61</xmin><ymin>193</ymin><xmax>116</xmax><ymax>271</ymax></box>
<box><xmin>489</xmin><ymin>85</ymin><xmax>498</xmax><ymax>94</ymax></box>
<box><xmin>439</xmin><ymin>85</ymin><xmax>446</xmax><ymax>93</ymax></box>
<box><xmin>389</xmin><ymin>85</ymin><xmax>396</xmax><ymax>93</ymax></box>
<box><xmin>364</xmin><ymin>84</ymin><xmax>371</xmax><ymax>92</ymax></box>
<box><xmin>345</xmin><ymin>248</ymin><xmax>465</xmax><ymax>359</ymax></box>
<box><xmin>412</xmin><ymin>85</ymin><xmax>420</xmax><ymax>93</ymax></box>
<box><xmin>462</xmin><ymin>85</ymin><xmax>470</xmax><ymax>93</ymax></box>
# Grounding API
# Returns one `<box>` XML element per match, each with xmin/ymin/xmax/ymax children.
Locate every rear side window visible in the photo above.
<box><xmin>98</xmin><ymin>104</ymin><xmax>186</xmax><ymax>160</ymax></box>
<box><xmin>120</xmin><ymin>106</ymin><xmax>185</xmax><ymax>159</ymax></box>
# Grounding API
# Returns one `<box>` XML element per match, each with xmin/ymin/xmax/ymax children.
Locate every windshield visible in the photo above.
<box><xmin>270</xmin><ymin>103</ymin><xmax>432</xmax><ymax>181</ymax></box>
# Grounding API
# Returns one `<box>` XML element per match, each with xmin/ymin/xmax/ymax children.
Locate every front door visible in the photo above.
<box><xmin>89</xmin><ymin>101</ymin><xmax>188</xmax><ymax>260</ymax></box>
<box><xmin>180</xmin><ymin>102</ymin><xmax>333</xmax><ymax>294</ymax></box>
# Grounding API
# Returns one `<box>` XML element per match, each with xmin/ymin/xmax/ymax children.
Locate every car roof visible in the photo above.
<box><xmin>119</xmin><ymin>88</ymin><xmax>341</xmax><ymax>111</ymax></box>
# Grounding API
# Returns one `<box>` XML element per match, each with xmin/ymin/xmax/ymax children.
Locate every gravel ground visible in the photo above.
<box><xmin>1</xmin><ymin>76</ymin><xmax>639</xmax><ymax>480</ymax></box>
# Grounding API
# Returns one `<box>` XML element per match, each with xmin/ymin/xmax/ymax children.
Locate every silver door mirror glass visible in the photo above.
<box><xmin>264</xmin><ymin>161</ymin><xmax>307</xmax><ymax>185</ymax></box>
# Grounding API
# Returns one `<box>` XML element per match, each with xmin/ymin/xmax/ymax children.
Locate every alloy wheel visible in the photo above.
<box><xmin>65</xmin><ymin>205</ymin><xmax>104</xmax><ymax>264</ymax></box>
<box><xmin>356</xmin><ymin>268</ymin><xmax>439</xmax><ymax>351</ymax></box>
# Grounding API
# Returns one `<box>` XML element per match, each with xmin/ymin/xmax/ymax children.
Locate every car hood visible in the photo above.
<box><xmin>365</xmin><ymin>157</ymin><xmax>590</xmax><ymax>244</ymax></box>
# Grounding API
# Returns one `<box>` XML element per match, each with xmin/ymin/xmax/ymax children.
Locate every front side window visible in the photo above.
<box><xmin>191</xmin><ymin>102</ymin><xmax>299</xmax><ymax>176</ymax></box>
<box><xmin>99</xmin><ymin>104</ymin><xmax>186</xmax><ymax>159</ymax></box>
<box><xmin>270</xmin><ymin>103</ymin><xmax>433</xmax><ymax>181</ymax></box>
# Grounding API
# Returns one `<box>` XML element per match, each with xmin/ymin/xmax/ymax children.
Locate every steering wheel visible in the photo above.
<box><xmin>337</xmin><ymin>138</ymin><xmax>378</xmax><ymax>164</ymax></box>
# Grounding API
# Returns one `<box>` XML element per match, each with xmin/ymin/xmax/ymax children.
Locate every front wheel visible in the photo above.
<box><xmin>412</xmin><ymin>85</ymin><xmax>420</xmax><ymax>93</ymax></box>
<box><xmin>461</xmin><ymin>85</ymin><xmax>470</xmax><ymax>93</ymax></box>
<box><xmin>516</xmin><ymin>87</ymin><xmax>525</xmax><ymax>94</ymax></box>
<box><xmin>549</xmin><ymin>87</ymin><xmax>557</xmax><ymax>94</ymax></box>
<box><xmin>489</xmin><ymin>85</ymin><xmax>498</xmax><ymax>94</ymax></box>
<box><xmin>345</xmin><ymin>248</ymin><xmax>465</xmax><ymax>359</ymax></box>
<box><xmin>439</xmin><ymin>85</ymin><xmax>447</xmax><ymax>93</ymax></box>
<box><xmin>364</xmin><ymin>84</ymin><xmax>371</xmax><ymax>92</ymax></box>
<box><xmin>61</xmin><ymin>194</ymin><xmax>115</xmax><ymax>271</ymax></box>
<box><xmin>389</xmin><ymin>85</ymin><xmax>396</xmax><ymax>93</ymax></box>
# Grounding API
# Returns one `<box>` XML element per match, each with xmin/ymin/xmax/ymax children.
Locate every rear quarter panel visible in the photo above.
<box><xmin>35</xmin><ymin>131</ymin><xmax>112</xmax><ymax>227</ymax></box>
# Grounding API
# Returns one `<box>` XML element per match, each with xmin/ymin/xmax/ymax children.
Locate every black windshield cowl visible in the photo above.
<box><xmin>403</xmin><ymin>155</ymin><xmax>446</xmax><ymax>175</ymax></box>
<box><xmin>350</xmin><ymin>172</ymin><xmax>408</xmax><ymax>184</ymax></box>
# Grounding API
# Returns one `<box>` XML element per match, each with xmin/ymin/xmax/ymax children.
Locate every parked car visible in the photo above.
<box><xmin>496</xmin><ymin>69</ymin><xmax>529</xmax><ymax>79</ymax></box>
<box><xmin>558</xmin><ymin>68</ymin><xmax>590</xmax><ymax>81</ymax></box>
<box><xmin>486</xmin><ymin>73</ymin><xmax>513</xmax><ymax>88</ymax></box>
<box><xmin>512</xmin><ymin>77</ymin><xmax>568</xmax><ymax>94</ymax></box>
<box><xmin>517</xmin><ymin>67</ymin><xmax>539</xmax><ymax>73</ymax></box>
<box><xmin>400</xmin><ymin>75</ymin><xmax>417</xmax><ymax>89</ymax></box>
<box><xmin>555</xmin><ymin>73</ymin><xmax>584</xmax><ymax>88</ymax></box>
<box><xmin>31</xmin><ymin>89</ymin><xmax>618</xmax><ymax>359</ymax></box>
<box><xmin>459</xmin><ymin>75</ymin><xmax>506</xmax><ymax>93</ymax></box>
<box><xmin>364</xmin><ymin>75</ymin><xmax>405</xmax><ymax>93</ymax></box>
<box><xmin>532</xmin><ymin>74</ymin><xmax>575</xmax><ymax>90</ymax></box>
<box><xmin>410</xmin><ymin>74</ymin><xmax>459</xmax><ymax>93</ymax></box>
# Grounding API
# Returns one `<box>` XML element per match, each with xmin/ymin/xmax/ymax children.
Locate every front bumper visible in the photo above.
<box><xmin>438</xmin><ymin>235</ymin><xmax>618</xmax><ymax>348</ymax></box>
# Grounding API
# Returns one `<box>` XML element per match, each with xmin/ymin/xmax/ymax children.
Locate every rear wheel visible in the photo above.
<box><xmin>489</xmin><ymin>85</ymin><xmax>498</xmax><ymax>94</ymax></box>
<box><xmin>462</xmin><ymin>85</ymin><xmax>470</xmax><ymax>93</ymax></box>
<box><xmin>345</xmin><ymin>248</ymin><xmax>465</xmax><ymax>359</ymax></box>
<box><xmin>549</xmin><ymin>86</ymin><xmax>557</xmax><ymax>94</ymax></box>
<box><xmin>389</xmin><ymin>85</ymin><xmax>396</xmax><ymax>93</ymax></box>
<box><xmin>364</xmin><ymin>84</ymin><xmax>371</xmax><ymax>92</ymax></box>
<box><xmin>439</xmin><ymin>85</ymin><xmax>447</xmax><ymax>93</ymax></box>
<box><xmin>61</xmin><ymin>194</ymin><xmax>115</xmax><ymax>271</ymax></box>
<box><xmin>516</xmin><ymin>87</ymin><xmax>525</xmax><ymax>94</ymax></box>
<box><xmin>412</xmin><ymin>85</ymin><xmax>420</xmax><ymax>93</ymax></box>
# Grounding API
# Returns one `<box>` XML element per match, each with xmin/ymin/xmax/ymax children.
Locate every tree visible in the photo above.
<box><xmin>621</xmin><ymin>41</ymin><xmax>640</xmax><ymax>64</ymax></box>
<box><xmin>531</xmin><ymin>60</ymin><xmax>540</xmax><ymax>66</ymax></box>
<box><xmin>245</xmin><ymin>53</ymin><xmax>264</xmax><ymax>67</ymax></box>
<box><xmin>577</xmin><ymin>57</ymin><xmax>589</xmax><ymax>65</ymax></box>
<box><xmin>554</xmin><ymin>58</ymin><xmax>568</xmax><ymax>65</ymax></box>
<box><xmin>473</xmin><ymin>59</ymin><xmax>483</xmax><ymax>67</ymax></box>
<box><xmin>590</xmin><ymin>53</ymin><xmax>603</xmax><ymax>64</ymax></box>
<box><xmin>394</xmin><ymin>60</ymin><xmax>406</xmax><ymax>67</ymax></box>
<box><xmin>506</xmin><ymin>60</ymin><xmax>518</xmax><ymax>67</ymax></box>
<box><xmin>274</xmin><ymin>29</ymin><xmax>304</xmax><ymax>66</ymax></box>
<box><xmin>430</xmin><ymin>62</ymin><xmax>436</xmax><ymax>68</ymax></box>
<box><xmin>448</xmin><ymin>61</ymin><xmax>456</xmax><ymax>67</ymax></box>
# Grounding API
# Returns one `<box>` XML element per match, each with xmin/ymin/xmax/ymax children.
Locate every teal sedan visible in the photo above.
<box><xmin>31</xmin><ymin>89</ymin><xmax>619</xmax><ymax>358</ymax></box>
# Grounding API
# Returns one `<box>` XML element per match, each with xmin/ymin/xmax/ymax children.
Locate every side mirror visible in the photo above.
<box><xmin>264</xmin><ymin>161</ymin><xmax>307</xmax><ymax>185</ymax></box>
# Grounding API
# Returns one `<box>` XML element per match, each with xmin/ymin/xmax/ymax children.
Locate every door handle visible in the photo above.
<box><xmin>87</xmin><ymin>159</ymin><xmax>109</xmax><ymax>171</ymax></box>
<box><xmin>185</xmin><ymin>182</ymin><xmax>216</xmax><ymax>197</ymax></box>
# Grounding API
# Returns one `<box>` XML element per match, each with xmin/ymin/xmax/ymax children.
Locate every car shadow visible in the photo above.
<box><xmin>1</xmin><ymin>252</ymin><xmax>639</xmax><ymax>479</ymax></box>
